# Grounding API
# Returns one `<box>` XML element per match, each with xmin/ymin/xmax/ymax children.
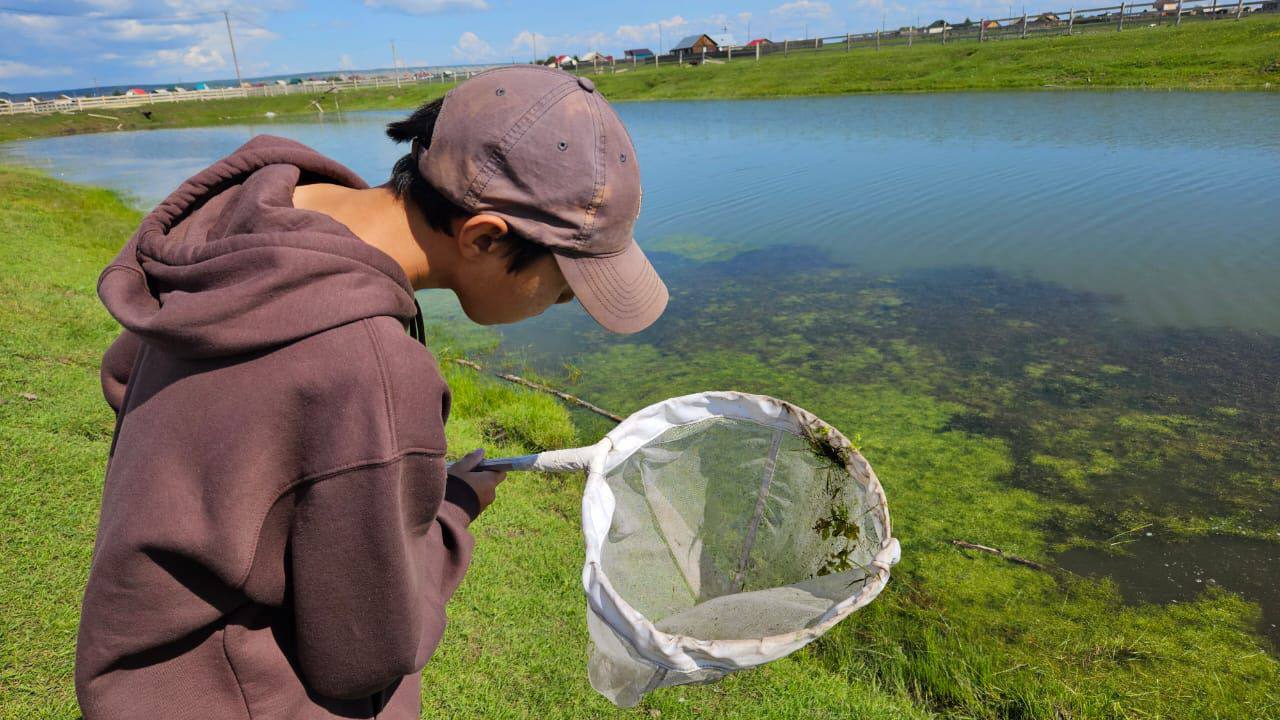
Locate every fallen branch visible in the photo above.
<box><xmin>450</xmin><ymin>357</ymin><xmax>624</xmax><ymax>423</ymax></box>
<box><xmin>86</xmin><ymin>113</ymin><xmax>120</xmax><ymax>120</ymax></box>
<box><xmin>950</xmin><ymin>540</ymin><xmax>1052</xmax><ymax>572</ymax></box>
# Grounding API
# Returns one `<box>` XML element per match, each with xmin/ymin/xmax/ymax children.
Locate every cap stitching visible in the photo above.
<box><xmin>461</xmin><ymin>78</ymin><xmax>580</xmax><ymax>209</ymax></box>
<box><xmin>572</xmin><ymin>91</ymin><xmax>607</xmax><ymax>247</ymax></box>
<box><xmin>574</xmin><ymin>255</ymin><xmax>663</xmax><ymax>317</ymax></box>
<box><xmin>580</xmin><ymin>265</ymin><xmax>663</xmax><ymax>319</ymax></box>
<box><xmin>589</xmin><ymin>253</ymin><xmax>662</xmax><ymax>303</ymax></box>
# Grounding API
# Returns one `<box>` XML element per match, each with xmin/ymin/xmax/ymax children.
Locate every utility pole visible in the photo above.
<box><xmin>390</xmin><ymin>40</ymin><xmax>401</xmax><ymax>87</ymax></box>
<box><xmin>223</xmin><ymin>11</ymin><xmax>244</xmax><ymax>91</ymax></box>
<box><xmin>533</xmin><ymin>33</ymin><xmax>538</xmax><ymax>64</ymax></box>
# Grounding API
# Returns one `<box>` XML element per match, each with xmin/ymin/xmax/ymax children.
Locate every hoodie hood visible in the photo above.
<box><xmin>98</xmin><ymin>135</ymin><xmax>416</xmax><ymax>359</ymax></box>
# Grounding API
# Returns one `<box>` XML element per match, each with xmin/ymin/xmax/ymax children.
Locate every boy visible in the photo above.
<box><xmin>75</xmin><ymin>66</ymin><xmax>667</xmax><ymax>719</ymax></box>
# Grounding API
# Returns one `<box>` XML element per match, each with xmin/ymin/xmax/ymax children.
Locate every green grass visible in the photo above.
<box><xmin>5</xmin><ymin>166</ymin><xmax>1277</xmax><ymax>718</ymax></box>
<box><xmin>3</xmin><ymin>15</ymin><xmax>1278</xmax><ymax>143</ymax></box>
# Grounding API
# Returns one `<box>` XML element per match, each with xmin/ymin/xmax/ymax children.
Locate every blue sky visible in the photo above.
<box><xmin>0</xmin><ymin>0</ymin><xmax>1010</xmax><ymax>93</ymax></box>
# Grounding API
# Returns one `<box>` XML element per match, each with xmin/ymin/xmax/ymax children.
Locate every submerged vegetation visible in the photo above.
<box><xmin>3</xmin><ymin>14</ymin><xmax>1279</xmax><ymax>144</ymax></box>
<box><xmin>436</xmin><ymin>231</ymin><xmax>1280</xmax><ymax>716</ymax></box>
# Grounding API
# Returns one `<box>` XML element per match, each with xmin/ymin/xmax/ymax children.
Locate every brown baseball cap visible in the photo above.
<box><xmin>420</xmin><ymin>65</ymin><xmax>668</xmax><ymax>334</ymax></box>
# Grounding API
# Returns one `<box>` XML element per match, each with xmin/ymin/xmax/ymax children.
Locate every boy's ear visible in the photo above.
<box><xmin>456</xmin><ymin>214</ymin><xmax>510</xmax><ymax>259</ymax></box>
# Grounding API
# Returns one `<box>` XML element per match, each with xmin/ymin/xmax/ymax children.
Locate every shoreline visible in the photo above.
<box><xmin>3</xmin><ymin>14</ymin><xmax>1277</xmax><ymax>144</ymax></box>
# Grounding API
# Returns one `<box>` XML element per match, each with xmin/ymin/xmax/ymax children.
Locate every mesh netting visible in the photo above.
<box><xmin>582</xmin><ymin>395</ymin><xmax>895</xmax><ymax>706</ymax></box>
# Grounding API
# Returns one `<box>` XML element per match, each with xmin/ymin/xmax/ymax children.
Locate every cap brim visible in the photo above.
<box><xmin>554</xmin><ymin>240</ymin><xmax>668</xmax><ymax>334</ymax></box>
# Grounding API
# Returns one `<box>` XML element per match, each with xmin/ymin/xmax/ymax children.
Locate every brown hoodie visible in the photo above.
<box><xmin>76</xmin><ymin>135</ymin><xmax>479</xmax><ymax>720</ymax></box>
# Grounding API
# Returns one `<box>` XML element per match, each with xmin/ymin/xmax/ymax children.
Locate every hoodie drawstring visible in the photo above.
<box><xmin>408</xmin><ymin>297</ymin><xmax>427</xmax><ymax>347</ymax></box>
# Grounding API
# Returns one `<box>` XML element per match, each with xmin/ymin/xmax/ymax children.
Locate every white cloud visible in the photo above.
<box><xmin>0</xmin><ymin>60</ymin><xmax>72</xmax><ymax>80</ymax></box>
<box><xmin>363</xmin><ymin>0</ymin><xmax>489</xmax><ymax>14</ymax></box>
<box><xmin>0</xmin><ymin>13</ymin><xmax>61</xmax><ymax>33</ymax></box>
<box><xmin>104</xmin><ymin>19</ymin><xmax>201</xmax><ymax>42</ymax></box>
<box><xmin>133</xmin><ymin>46</ymin><xmax>222</xmax><ymax>69</ymax></box>
<box><xmin>82</xmin><ymin>0</ymin><xmax>135</xmax><ymax>13</ymax></box>
<box><xmin>771</xmin><ymin>0</ymin><xmax>833</xmax><ymax>17</ymax></box>
<box><xmin>614</xmin><ymin>15</ymin><xmax>688</xmax><ymax>45</ymax></box>
<box><xmin>452</xmin><ymin>31</ymin><xmax>495</xmax><ymax>61</ymax></box>
<box><xmin>127</xmin><ymin>17</ymin><xmax>275</xmax><ymax>72</ymax></box>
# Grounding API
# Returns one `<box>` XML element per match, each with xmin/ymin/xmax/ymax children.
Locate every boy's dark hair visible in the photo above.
<box><xmin>386</xmin><ymin>99</ymin><xmax>550</xmax><ymax>274</ymax></box>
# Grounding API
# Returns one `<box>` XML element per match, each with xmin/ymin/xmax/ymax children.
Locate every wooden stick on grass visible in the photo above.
<box><xmin>450</xmin><ymin>357</ymin><xmax>624</xmax><ymax>422</ymax></box>
<box><xmin>950</xmin><ymin>539</ymin><xmax>1053</xmax><ymax>572</ymax></box>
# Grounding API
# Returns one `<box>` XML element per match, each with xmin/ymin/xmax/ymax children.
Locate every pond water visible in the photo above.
<box><xmin>5</xmin><ymin>91</ymin><xmax>1279</xmax><ymax>644</ymax></box>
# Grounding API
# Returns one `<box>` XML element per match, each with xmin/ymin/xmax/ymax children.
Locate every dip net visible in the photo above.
<box><xmin>481</xmin><ymin>391</ymin><xmax>899</xmax><ymax>706</ymax></box>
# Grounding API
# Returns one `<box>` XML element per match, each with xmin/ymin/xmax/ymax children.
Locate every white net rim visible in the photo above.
<box><xmin>580</xmin><ymin>390</ymin><xmax>901</xmax><ymax>674</ymax></box>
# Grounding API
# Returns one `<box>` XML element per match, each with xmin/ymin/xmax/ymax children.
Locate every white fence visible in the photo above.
<box><xmin>0</xmin><ymin>70</ymin><xmax>487</xmax><ymax>117</ymax></box>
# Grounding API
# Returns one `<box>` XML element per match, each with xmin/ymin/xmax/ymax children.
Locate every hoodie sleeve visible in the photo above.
<box><xmin>289</xmin><ymin>454</ymin><xmax>480</xmax><ymax>700</ymax></box>
<box><xmin>101</xmin><ymin>330</ymin><xmax>143</xmax><ymax>415</ymax></box>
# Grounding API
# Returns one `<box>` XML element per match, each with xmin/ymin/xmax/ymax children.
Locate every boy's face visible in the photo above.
<box><xmin>449</xmin><ymin>214</ymin><xmax>575</xmax><ymax>326</ymax></box>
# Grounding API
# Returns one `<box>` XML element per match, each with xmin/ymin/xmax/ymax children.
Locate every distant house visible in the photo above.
<box><xmin>746</xmin><ymin>38</ymin><xmax>772</xmax><ymax>47</ymax></box>
<box><xmin>981</xmin><ymin>19</ymin><xmax>1002</xmax><ymax>29</ymax></box>
<box><xmin>579</xmin><ymin>51</ymin><xmax>614</xmax><ymax>63</ymax></box>
<box><xmin>624</xmin><ymin>48</ymin><xmax>654</xmax><ymax>60</ymax></box>
<box><xmin>709</xmin><ymin>33</ymin><xmax>738</xmax><ymax>48</ymax></box>
<box><xmin>125</xmin><ymin>88</ymin><xmax>147</xmax><ymax>96</ymax></box>
<box><xmin>1031</xmin><ymin>12</ymin><xmax>1062</xmax><ymax>24</ymax></box>
<box><xmin>925</xmin><ymin>19</ymin><xmax>953</xmax><ymax>33</ymax></box>
<box><xmin>547</xmin><ymin>54</ymin><xmax>576</xmax><ymax>68</ymax></box>
<box><xmin>671</xmin><ymin>34</ymin><xmax>718</xmax><ymax>56</ymax></box>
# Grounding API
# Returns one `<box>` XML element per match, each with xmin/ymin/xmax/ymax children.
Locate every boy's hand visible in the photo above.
<box><xmin>447</xmin><ymin>449</ymin><xmax>506</xmax><ymax>515</ymax></box>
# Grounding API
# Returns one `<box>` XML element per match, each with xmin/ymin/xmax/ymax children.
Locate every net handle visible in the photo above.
<box><xmin>474</xmin><ymin>443</ymin><xmax>605</xmax><ymax>473</ymax></box>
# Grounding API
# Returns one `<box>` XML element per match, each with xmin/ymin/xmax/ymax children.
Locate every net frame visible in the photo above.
<box><xmin>510</xmin><ymin>391</ymin><xmax>900</xmax><ymax>693</ymax></box>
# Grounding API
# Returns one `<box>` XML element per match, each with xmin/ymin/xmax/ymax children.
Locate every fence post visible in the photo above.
<box><xmin>784</xmin><ymin>39</ymin><xmax>789</xmax><ymax>56</ymax></box>
<box><xmin>876</xmin><ymin>29</ymin><xmax>881</xmax><ymax>50</ymax></box>
<box><xmin>980</xmin><ymin>19</ymin><xmax>986</xmax><ymax>41</ymax></box>
<box><xmin>756</xmin><ymin>42</ymin><xmax>761</xmax><ymax>61</ymax></box>
<box><xmin>701</xmin><ymin>46</ymin><xmax>706</xmax><ymax>63</ymax></box>
<box><xmin>728</xmin><ymin>45</ymin><xmax>732</xmax><ymax>60</ymax></box>
<box><xmin>1234</xmin><ymin>0</ymin><xmax>1243</xmax><ymax>19</ymax></box>
<box><xmin>846</xmin><ymin>32</ymin><xmax>851</xmax><ymax>51</ymax></box>
<box><xmin>1210</xmin><ymin>0</ymin><xmax>1218</xmax><ymax>17</ymax></box>
<box><xmin>942</xmin><ymin>24</ymin><xmax>948</xmax><ymax>43</ymax></box>
<box><xmin>909</xmin><ymin>25</ymin><xmax>914</xmax><ymax>46</ymax></box>
<box><xmin>1117</xmin><ymin>2</ymin><xmax>1125</xmax><ymax>30</ymax></box>
<box><xmin>1068</xmin><ymin>8</ymin><xmax>1075</xmax><ymax>33</ymax></box>
<box><xmin>1176</xmin><ymin>0</ymin><xmax>1183</xmax><ymax>24</ymax></box>
<box><xmin>1021</xmin><ymin>13</ymin><xmax>1028</xmax><ymax>38</ymax></box>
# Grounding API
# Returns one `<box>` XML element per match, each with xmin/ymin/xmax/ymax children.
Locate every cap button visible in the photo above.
<box><xmin>577</xmin><ymin>76</ymin><xmax>596</xmax><ymax>92</ymax></box>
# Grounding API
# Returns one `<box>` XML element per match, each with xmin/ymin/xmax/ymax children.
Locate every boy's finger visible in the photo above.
<box><xmin>451</xmin><ymin>448</ymin><xmax>486</xmax><ymax>472</ymax></box>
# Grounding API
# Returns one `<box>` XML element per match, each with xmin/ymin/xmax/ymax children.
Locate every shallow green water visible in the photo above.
<box><xmin>6</xmin><ymin>92</ymin><xmax>1279</xmax><ymax>650</ymax></box>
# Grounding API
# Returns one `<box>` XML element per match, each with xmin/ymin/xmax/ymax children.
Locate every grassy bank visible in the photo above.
<box><xmin>4</xmin><ymin>167</ymin><xmax>1280</xmax><ymax>719</ymax></box>
<box><xmin>3</xmin><ymin>15</ymin><xmax>1278</xmax><ymax>144</ymax></box>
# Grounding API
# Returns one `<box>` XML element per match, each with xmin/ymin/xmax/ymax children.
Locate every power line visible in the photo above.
<box><xmin>0</xmin><ymin>5</ymin><xmax>222</xmax><ymax>21</ymax></box>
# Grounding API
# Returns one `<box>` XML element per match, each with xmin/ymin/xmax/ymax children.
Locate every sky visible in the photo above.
<box><xmin>0</xmin><ymin>0</ymin><xmax>1013</xmax><ymax>93</ymax></box>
